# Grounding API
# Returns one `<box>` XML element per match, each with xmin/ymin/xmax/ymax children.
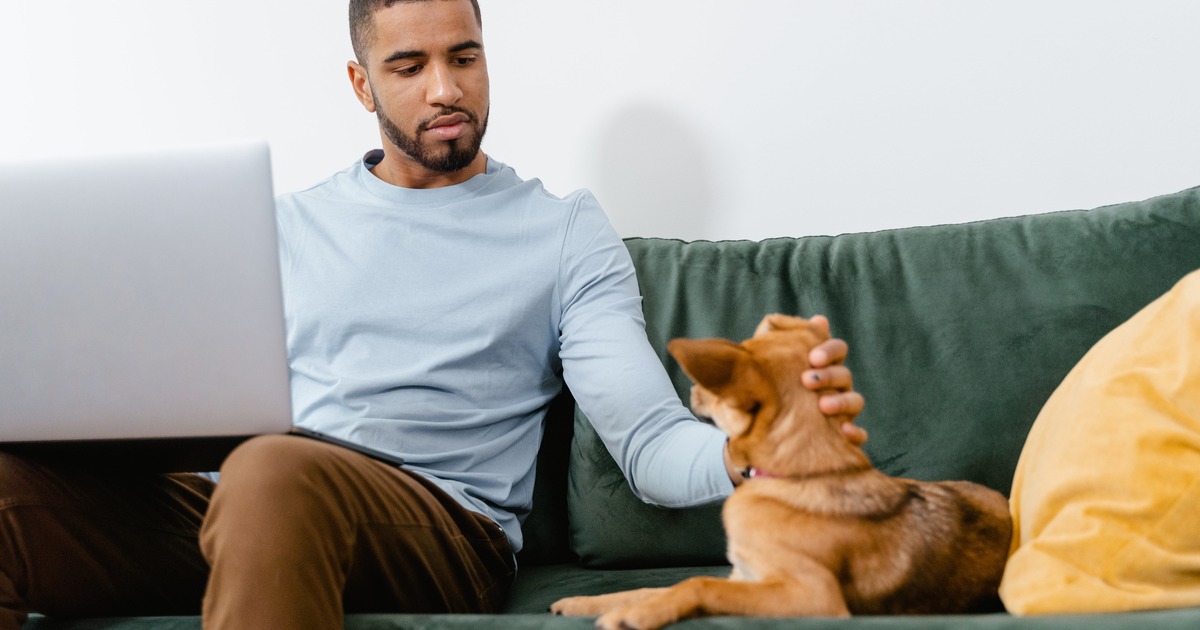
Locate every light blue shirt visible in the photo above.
<box><xmin>274</xmin><ymin>151</ymin><xmax>732</xmax><ymax>552</ymax></box>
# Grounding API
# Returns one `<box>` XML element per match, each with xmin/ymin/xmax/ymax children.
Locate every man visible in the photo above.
<box><xmin>0</xmin><ymin>1</ymin><xmax>864</xmax><ymax>628</ymax></box>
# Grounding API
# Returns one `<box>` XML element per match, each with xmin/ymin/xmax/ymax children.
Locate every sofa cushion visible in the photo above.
<box><xmin>22</xmin><ymin>606</ymin><xmax>1200</xmax><ymax>629</ymax></box>
<box><xmin>513</xmin><ymin>389</ymin><xmax>576</xmax><ymax>566</ymax></box>
<box><xmin>567</xmin><ymin>186</ymin><xmax>1200</xmax><ymax>568</ymax></box>
<box><xmin>1000</xmin><ymin>268</ymin><xmax>1200</xmax><ymax>615</ymax></box>
<box><xmin>502</xmin><ymin>563</ymin><xmax>729</xmax><ymax>614</ymax></box>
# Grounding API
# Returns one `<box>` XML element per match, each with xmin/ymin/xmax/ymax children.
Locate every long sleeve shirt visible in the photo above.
<box><xmin>274</xmin><ymin>151</ymin><xmax>732</xmax><ymax>552</ymax></box>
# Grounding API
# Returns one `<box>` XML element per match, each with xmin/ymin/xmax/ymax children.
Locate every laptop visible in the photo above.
<box><xmin>0</xmin><ymin>141</ymin><xmax>296</xmax><ymax>471</ymax></box>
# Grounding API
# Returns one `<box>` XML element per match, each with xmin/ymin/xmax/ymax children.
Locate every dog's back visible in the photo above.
<box><xmin>840</xmin><ymin>479</ymin><xmax>1010</xmax><ymax>614</ymax></box>
<box><xmin>722</xmin><ymin>467</ymin><xmax>1010</xmax><ymax>616</ymax></box>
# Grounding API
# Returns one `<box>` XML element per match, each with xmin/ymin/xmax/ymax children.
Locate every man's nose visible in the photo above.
<box><xmin>425</xmin><ymin>63</ymin><xmax>463</xmax><ymax>106</ymax></box>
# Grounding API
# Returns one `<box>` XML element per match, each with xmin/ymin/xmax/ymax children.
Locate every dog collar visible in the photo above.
<box><xmin>741</xmin><ymin>463</ymin><xmax>871</xmax><ymax>481</ymax></box>
<box><xmin>741</xmin><ymin>466</ymin><xmax>782</xmax><ymax>480</ymax></box>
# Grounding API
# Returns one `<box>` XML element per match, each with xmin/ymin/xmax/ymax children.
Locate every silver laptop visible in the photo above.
<box><xmin>0</xmin><ymin>141</ymin><xmax>294</xmax><ymax>471</ymax></box>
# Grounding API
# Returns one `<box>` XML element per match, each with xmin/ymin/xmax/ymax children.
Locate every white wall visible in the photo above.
<box><xmin>3</xmin><ymin>1</ymin><xmax>1198</xmax><ymax>241</ymax></box>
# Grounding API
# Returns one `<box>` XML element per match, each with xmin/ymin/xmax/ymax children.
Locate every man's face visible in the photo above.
<box><xmin>350</xmin><ymin>0</ymin><xmax>490</xmax><ymax>180</ymax></box>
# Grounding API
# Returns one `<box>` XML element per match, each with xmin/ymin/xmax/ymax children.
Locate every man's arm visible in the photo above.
<box><xmin>556</xmin><ymin>194</ymin><xmax>733</xmax><ymax>507</ymax></box>
<box><xmin>557</xmin><ymin>195</ymin><xmax>867</xmax><ymax>502</ymax></box>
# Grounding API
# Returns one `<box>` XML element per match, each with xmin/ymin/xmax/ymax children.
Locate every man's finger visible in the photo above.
<box><xmin>804</xmin><ymin>365</ymin><xmax>854</xmax><ymax>391</ymax></box>
<box><xmin>809</xmin><ymin>314</ymin><xmax>831</xmax><ymax>336</ymax></box>
<box><xmin>808</xmin><ymin>337</ymin><xmax>848</xmax><ymax>368</ymax></box>
<box><xmin>818</xmin><ymin>391</ymin><xmax>865</xmax><ymax>417</ymax></box>
<box><xmin>841</xmin><ymin>422</ymin><xmax>869</xmax><ymax>446</ymax></box>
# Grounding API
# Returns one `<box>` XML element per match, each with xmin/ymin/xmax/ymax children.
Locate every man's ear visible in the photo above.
<box><xmin>348</xmin><ymin>60</ymin><xmax>377</xmax><ymax>113</ymax></box>
<box><xmin>667</xmin><ymin>338</ymin><xmax>748</xmax><ymax>394</ymax></box>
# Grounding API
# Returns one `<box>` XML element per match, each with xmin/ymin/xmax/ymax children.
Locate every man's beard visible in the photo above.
<box><xmin>377</xmin><ymin>104</ymin><xmax>489</xmax><ymax>174</ymax></box>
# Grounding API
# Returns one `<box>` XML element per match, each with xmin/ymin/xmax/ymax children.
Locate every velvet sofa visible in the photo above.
<box><xmin>27</xmin><ymin>185</ymin><xmax>1200</xmax><ymax>628</ymax></box>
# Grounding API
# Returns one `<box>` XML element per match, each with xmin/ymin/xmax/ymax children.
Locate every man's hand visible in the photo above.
<box><xmin>804</xmin><ymin>315</ymin><xmax>867</xmax><ymax>446</ymax></box>
<box><xmin>724</xmin><ymin>314</ymin><xmax>868</xmax><ymax>486</ymax></box>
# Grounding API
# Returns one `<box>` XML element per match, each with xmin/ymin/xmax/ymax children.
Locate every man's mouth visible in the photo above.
<box><xmin>423</xmin><ymin>112</ymin><xmax>471</xmax><ymax>141</ymax></box>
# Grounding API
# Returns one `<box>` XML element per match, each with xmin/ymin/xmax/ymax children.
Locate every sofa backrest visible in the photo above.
<box><xmin>517</xmin><ymin>185</ymin><xmax>1200</xmax><ymax>568</ymax></box>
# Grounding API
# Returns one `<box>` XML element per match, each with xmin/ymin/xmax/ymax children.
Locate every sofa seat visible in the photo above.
<box><xmin>21</xmin><ymin>184</ymin><xmax>1200</xmax><ymax>629</ymax></box>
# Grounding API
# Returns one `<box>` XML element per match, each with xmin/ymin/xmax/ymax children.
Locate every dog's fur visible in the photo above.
<box><xmin>551</xmin><ymin>314</ymin><xmax>1011</xmax><ymax>629</ymax></box>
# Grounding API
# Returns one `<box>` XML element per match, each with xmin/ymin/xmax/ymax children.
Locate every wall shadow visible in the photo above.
<box><xmin>587</xmin><ymin>102</ymin><xmax>717</xmax><ymax>241</ymax></box>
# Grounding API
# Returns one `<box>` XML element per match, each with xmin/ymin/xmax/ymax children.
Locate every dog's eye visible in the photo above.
<box><xmin>747</xmin><ymin>402</ymin><xmax>762</xmax><ymax>416</ymax></box>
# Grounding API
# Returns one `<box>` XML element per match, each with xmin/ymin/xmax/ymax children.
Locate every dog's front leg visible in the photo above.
<box><xmin>596</xmin><ymin>572</ymin><xmax>850</xmax><ymax>630</ymax></box>
<box><xmin>550</xmin><ymin>587</ymin><xmax>668</xmax><ymax>617</ymax></box>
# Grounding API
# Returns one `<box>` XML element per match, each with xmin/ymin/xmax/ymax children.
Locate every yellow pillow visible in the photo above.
<box><xmin>1000</xmin><ymin>268</ymin><xmax>1200</xmax><ymax>615</ymax></box>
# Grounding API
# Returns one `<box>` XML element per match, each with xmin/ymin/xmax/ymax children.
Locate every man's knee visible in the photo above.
<box><xmin>0</xmin><ymin>454</ymin><xmax>211</xmax><ymax>621</ymax></box>
<box><xmin>199</xmin><ymin>434</ymin><xmax>375</xmax><ymax>574</ymax></box>
<box><xmin>202</xmin><ymin>435</ymin><xmax>359</xmax><ymax>541</ymax></box>
<box><xmin>0</xmin><ymin>454</ymin><xmax>40</xmax><ymax>608</ymax></box>
<box><xmin>0</xmin><ymin>454</ymin><xmax>96</xmax><ymax>545</ymax></box>
<box><xmin>219</xmin><ymin>434</ymin><xmax>317</xmax><ymax>481</ymax></box>
<box><xmin>0</xmin><ymin>453</ymin><xmax>58</xmax><ymax>502</ymax></box>
<box><xmin>209</xmin><ymin>435</ymin><xmax>338</xmax><ymax>513</ymax></box>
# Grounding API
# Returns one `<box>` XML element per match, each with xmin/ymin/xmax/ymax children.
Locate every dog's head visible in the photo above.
<box><xmin>668</xmin><ymin>314</ymin><xmax>864</xmax><ymax>478</ymax></box>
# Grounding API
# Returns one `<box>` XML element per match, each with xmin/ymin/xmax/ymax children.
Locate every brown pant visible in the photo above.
<box><xmin>0</xmin><ymin>434</ymin><xmax>515</xmax><ymax>630</ymax></box>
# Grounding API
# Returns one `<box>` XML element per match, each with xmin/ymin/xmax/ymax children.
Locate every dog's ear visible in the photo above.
<box><xmin>670</xmin><ymin>338</ymin><xmax>773</xmax><ymax>438</ymax></box>
<box><xmin>668</xmin><ymin>338</ymin><xmax>750</xmax><ymax>394</ymax></box>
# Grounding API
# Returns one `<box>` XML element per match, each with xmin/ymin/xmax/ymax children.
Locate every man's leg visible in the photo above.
<box><xmin>0</xmin><ymin>453</ymin><xmax>212</xmax><ymax>630</ymax></box>
<box><xmin>200</xmin><ymin>435</ymin><xmax>515</xmax><ymax>630</ymax></box>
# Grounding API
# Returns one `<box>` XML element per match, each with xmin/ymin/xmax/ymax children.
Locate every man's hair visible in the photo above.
<box><xmin>350</xmin><ymin>0</ymin><xmax>482</xmax><ymax>65</ymax></box>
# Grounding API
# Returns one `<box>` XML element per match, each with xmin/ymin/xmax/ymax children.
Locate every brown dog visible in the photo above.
<box><xmin>551</xmin><ymin>314</ymin><xmax>1011</xmax><ymax>629</ymax></box>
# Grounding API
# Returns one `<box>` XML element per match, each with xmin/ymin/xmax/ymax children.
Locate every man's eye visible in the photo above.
<box><xmin>453</xmin><ymin>56</ymin><xmax>476</xmax><ymax>66</ymax></box>
<box><xmin>396</xmin><ymin>64</ymin><xmax>422</xmax><ymax>76</ymax></box>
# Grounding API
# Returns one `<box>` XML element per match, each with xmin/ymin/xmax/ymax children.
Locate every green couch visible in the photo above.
<box><xmin>27</xmin><ymin>186</ymin><xmax>1200</xmax><ymax>628</ymax></box>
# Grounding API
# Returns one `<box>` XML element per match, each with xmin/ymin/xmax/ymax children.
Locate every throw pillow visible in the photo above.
<box><xmin>1000</xmin><ymin>268</ymin><xmax>1200</xmax><ymax>614</ymax></box>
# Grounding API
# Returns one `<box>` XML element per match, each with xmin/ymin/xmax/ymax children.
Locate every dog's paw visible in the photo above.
<box><xmin>549</xmin><ymin>595</ymin><xmax>605</xmax><ymax>617</ymax></box>
<box><xmin>595</xmin><ymin>605</ymin><xmax>677</xmax><ymax>630</ymax></box>
<box><xmin>552</xmin><ymin>588</ymin><xmax>671</xmax><ymax>622</ymax></box>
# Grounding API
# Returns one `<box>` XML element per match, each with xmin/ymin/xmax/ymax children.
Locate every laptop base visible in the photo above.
<box><xmin>0</xmin><ymin>435</ymin><xmax>253</xmax><ymax>473</ymax></box>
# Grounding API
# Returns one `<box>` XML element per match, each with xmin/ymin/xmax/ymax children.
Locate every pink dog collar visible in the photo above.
<box><xmin>741</xmin><ymin>466</ymin><xmax>782</xmax><ymax>480</ymax></box>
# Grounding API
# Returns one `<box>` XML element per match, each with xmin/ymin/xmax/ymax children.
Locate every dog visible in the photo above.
<box><xmin>551</xmin><ymin>314</ymin><xmax>1011</xmax><ymax>629</ymax></box>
